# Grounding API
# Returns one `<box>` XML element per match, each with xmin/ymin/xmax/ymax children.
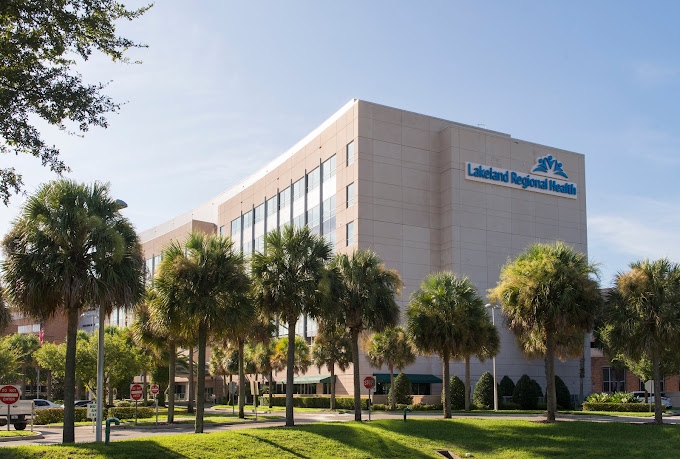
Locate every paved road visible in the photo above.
<box><xmin>2</xmin><ymin>409</ymin><xmax>677</xmax><ymax>447</ymax></box>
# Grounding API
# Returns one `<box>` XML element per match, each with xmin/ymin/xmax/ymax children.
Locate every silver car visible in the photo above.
<box><xmin>629</xmin><ymin>391</ymin><xmax>673</xmax><ymax>409</ymax></box>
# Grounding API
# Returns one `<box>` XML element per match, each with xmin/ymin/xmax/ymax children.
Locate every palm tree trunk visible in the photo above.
<box><xmin>389</xmin><ymin>364</ymin><xmax>395</xmax><ymax>410</ymax></box>
<box><xmin>195</xmin><ymin>324</ymin><xmax>207</xmax><ymax>433</ymax></box>
<box><xmin>168</xmin><ymin>342</ymin><xmax>176</xmax><ymax>423</ymax></box>
<box><xmin>653</xmin><ymin>347</ymin><xmax>663</xmax><ymax>425</ymax></box>
<box><xmin>238</xmin><ymin>338</ymin><xmax>245</xmax><ymax>418</ymax></box>
<box><xmin>443</xmin><ymin>356</ymin><xmax>451</xmax><ymax>419</ymax></box>
<box><xmin>268</xmin><ymin>369</ymin><xmax>273</xmax><ymax>408</ymax></box>
<box><xmin>330</xmin><ymin>363</ymin><xmax>336</xmax><ymax>411</ymax></box>
<box><xmin>188</xmin><ymin>346</ymin><xmax>194</xmax><ymax>414</ymax></box>
<box><xmin>229</xmin><ymin>374</ymin><xmax>233</xmax><ymax>408</ymax></box>
<box><xmin>62</xmin><ymin>306</ymin><xmax>79</xmax><ymax>443</ymax></box>
<box><xmin>143</xmin><ymin>371</ymin><xmax>148</xmax><ymax>404</ymax></box>
<box><xmin>464</xmin><ymin>355</ymin><xmax>471</xmax><ymax>412</ymax></box>
<box><xmin>351</xmin><ymin>328</ymin><xmax>362</xmax><ymax>422</ymax></box>
<box><xmin>285</xmin><ymin>319</ymin><xmax>297</xmax><ymax>426</ymax></box>
<box><xmin>545</xmin><ymin>332</ymin><xmax>556</xmax><ymax>422</ymax></box>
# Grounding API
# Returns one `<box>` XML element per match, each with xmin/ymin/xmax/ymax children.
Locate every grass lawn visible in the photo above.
<box><xmin>0</xmin><ymin>431</ymin><xmax>38</xmax><ymax>437</ymax></box>
<box><xmin>41</xmin><ymin>411</ymin><xmax>282</xmax><ymax>426</ymax></box>
<box><xmin>214</xmin><ymin>405</ymin><xmax>352</xmax><ymax>414</ymax></box>
<box><xmin>4</xmin><ymin>418</ymin><xmax>680</xmax><ymax>458</ymax></box>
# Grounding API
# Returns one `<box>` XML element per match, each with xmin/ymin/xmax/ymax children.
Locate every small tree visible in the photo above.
<box><xmin>365</xmin><ymin>326</ymin><xmax>416</xmax><ymax>410</ymax></box>
<box><xmin>441</xmin><ymin>375</ymin><xmax>465</xmax><ymax>410</ymax></box>
<box><xmin>389</xmin><ymin>373</ymin><xmax>413</xmax><ymax>405</ymax></box>
<box><xmin>499</xmin><ymin>376</ymin><xmax>515</xmax><ymax>397</ymax></box>
<box><xmin>555</xmin><ymin>376</ymin><xmax>572</xmax><ymax>409</ymax></box>
<box><xmin>0</xmin><ymin>336</ymin><xmax>21</xmax><ymax>383</ymax></box>
<box><xmin>473</xmin><ymin>371</ymin><xmax>495</xmax><ymax>409</ymax></box>
<box><xmin>513</xmin><ymin>374</ymin><xmax>540</xmax><ymax>409</ymax></box>
<box><xmin>311</xmin><ymin>326</ymin><xmax>352</xmax><ymax>410</ymax></box>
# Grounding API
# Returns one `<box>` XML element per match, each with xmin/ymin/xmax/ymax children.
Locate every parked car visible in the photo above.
<box><xmin>629</xmin><ymin>391</ymin><xmax>673</xmax><ymax>408</ymax></box>
<box><xmin>75</xmin><ymin>400</ymin><xmax>94</xmax><ymax>408</ymax></box>
<box><xmin>32</xmin><ymin>399</ymin><xmax>64</xmax><ymax>409</ymax></box>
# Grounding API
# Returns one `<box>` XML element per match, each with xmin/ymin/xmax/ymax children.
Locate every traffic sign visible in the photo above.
<box><xmin>363</xmin><ymin>376</ymin><xmax>376</xmax><ymax>390</ymax></box>
<box><xmin>130</xmin><ymin>383</ymin><xmax>144</xmax><ymax>401</ymax></box>
<box><xmin>87</xmin><ymin>403</ymin><xmax>97</xmax><ymax>419</ymax></box>
<box><xmin>0</xmin><ymin>385</ymin><xmax>20</xmax><ymax>405</ymax></box>
<box><xmin>150</xmin><ymin>384</ymin><xmax>160</xmax><ymax>395</ymax></box>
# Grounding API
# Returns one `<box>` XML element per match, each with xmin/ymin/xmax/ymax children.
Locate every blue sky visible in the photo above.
<box><xmin>2</xmin><ymin>1</ymin><xmax>679</xmax><ymax>285</ymax></box>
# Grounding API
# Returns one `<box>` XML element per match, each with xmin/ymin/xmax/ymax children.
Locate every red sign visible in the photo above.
<box><xmin>150</xmin><ymin>384</ymin><xmax>160</xmax><ymax>395</ymax></box>
<box><xmin>130</xmin><ymin>383</ymin><xmax>144</xmax><ymax>401</ymax></box>
<box><xmin>0</xmin><ymin>385</ymin><xmax>20</xmax><ymax>405</ymax></box>
<box><xmin>363</xmin><ymin>376</ymin><xmax>376</xmax><ymax>390</ymax></box>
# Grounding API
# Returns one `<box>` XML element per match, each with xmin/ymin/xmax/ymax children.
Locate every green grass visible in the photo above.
<box><xmin>0</xmin><ymin>431</ymin><xmax>38</xmax><ymax>437</ymax></box>
<box><xmin>41</xmin><ymin>411</ymin><xmax>282</xmax><ymax>426</ymax></box>
<box><xmin>4</xmin><ymin>418</ymin><xmax>680</xmax><ymax>458</ymax></box>
<box><xmin>213</xmin><ymin>405</ymin><xmax>352</xmax><ymax>414</ymax></box>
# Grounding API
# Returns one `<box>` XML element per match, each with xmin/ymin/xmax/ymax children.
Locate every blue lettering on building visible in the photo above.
<box><xmin>465</xmin><ymin>162</ymin><xmax>577</xmax><ymax>197</ymax></box>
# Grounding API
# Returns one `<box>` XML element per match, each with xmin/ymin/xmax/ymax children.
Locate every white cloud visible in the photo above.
<box><xmin>590</xmin><ymin>215</ymin><xmax>680</xmax><ymax>261</ymax></box>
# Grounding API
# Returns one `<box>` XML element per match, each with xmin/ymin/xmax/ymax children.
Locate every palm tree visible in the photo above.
<box><xmin>365</xmin><ymin>326</ymin><xmax>415</xmax><ymax>410</ymax></box>
<box><xmin>272</xmin><ymin>335</ymin><xmax>311</xmax><ymax>375</ymax></box>
<box><xmin>489</xmin><ymin>241</ymin><xmax>601</xmax><ymax>422</ymax></box>
<box><xmin>599</xmin><ymin>258</ymin><xmax>680</xmax><ymax>425</ymax></box>
<box><xmin>408</xmin><ymin>272</ymin><xmax>488</xmax><ymax>418</ymax></box>
<box><xmin>209</xmin><ymin>346</ymin><xmax>229</xmax><ymax>404</ymax></box>
<box><xmin>153</xmin><ymin>231</ymin><xmax>252</xmax><ymax>433</ymax></box>
<box><xmin>0</xmin><ymin>292</ymin><xmax>11</xmax><ymax>332</ymax></box>
<box><xmin>249</xmin><ymin>340</ymin><xmax>277</xmax><ymax>407</ymax></box>
<box><xmin>332</xmin><ymin>250</ymin><xmax>402</xmax><ymax>421</ymax></box>
<box><xmin>251</xmin><ymin>225</ymin><xmax>333</xmax><ymax>426</ymax></box>
<box><xmin>2</xmin><ymin>180</ymin><xmax>145</xmax><ymax>443</ymax></box>
<box><xmin>311</xmin><ymin>325</ymin><xmax>352</xmax><ymax>410</ymax></box>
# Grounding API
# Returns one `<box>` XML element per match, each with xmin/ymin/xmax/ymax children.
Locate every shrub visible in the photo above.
<box><xmin>263</xmin><ymin>396</ymin><xmax>369</xmax><ymax>410</ymax></box>
<box><xmin>389</xmin><ymin>373</ymin><xmax>413</xmax><ymax>405</ymax></box>
<box><xmin>499</xmin><ymin>375</ymin><xmax>515</xmax><ymax>397</ymax></box>
<box><xmin>371</xmin><ymin>403</ymin><xmax>387</xmax><ymax>411</ymax></box>
<box><xmin>555</xmin><ymin>376</ymin><xmax>572</xmax><ymax>409</ymax></box>
<box><xmin>583</xmin><ymin>402</ymin><xmax>663</xmax><ymax>412</ymax></box>
<box><xmin>512</xmin><ymin>374</ymin><xmax>540</xmax><ymax>409</ymax></box>
<box><xmin>530</xmin><ymin>378</ymin><xmax>543</xmax><ymax>398</ymax></box>
<box><xmin>500</xmin><ymin>401</ymin><xmax>521</xmax><ymax>410</ymax></box>
<box><xmin>473</xmin><ymin>372</ymin><xmax>496</xmax><ymax>409</ymax></box>
<box><xmin>586</xmin><ymin>392</ymin><xmax>640</xmax><ymax>404</ymax></box>
<box><xmin>410</xmin><ymin>403</ymin><xmax>442</xmax><ymax>411</ymax></box>
<box><xmin>108</xmin><ymin>407</ymin><xmax>154</xmax><ymax>420</ymax></box>
<box><xmin>34</xmin><ymin>407</ymin><xmax>106</xmax><ymax>425</ymax></box>
<box><xmin>441</xmin><ymin>375</ymin><xmax>465</xmax><ymax>410</ymax></box>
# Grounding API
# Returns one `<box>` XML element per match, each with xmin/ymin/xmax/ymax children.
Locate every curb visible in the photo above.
<box><xmin>0</xmin><ymin>432</ymin><xmax>44</xmax><ymax>442</ymax></box>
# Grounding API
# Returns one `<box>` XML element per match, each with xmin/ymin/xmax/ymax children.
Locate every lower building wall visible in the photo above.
<box><xmin>591</xmin><ymin>355</ymin><xmax>680</xmax><ymax>393</ymax></box>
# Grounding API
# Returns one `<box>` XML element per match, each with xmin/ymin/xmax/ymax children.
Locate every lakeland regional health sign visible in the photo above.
<box><xmin>465</xmin><ymin>154</ymin><xmax>577</xmax><ymax>199</ymax></box>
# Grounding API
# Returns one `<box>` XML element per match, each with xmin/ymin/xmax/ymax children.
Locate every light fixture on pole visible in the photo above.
<box><xmin>485</xmin><ymin>303</ymin><xmax>501</xmax><ymax>411</ymax></box>
<box><xmin>95</xmin><ymin>199</ymin><xmax>128</xmax><ymax>443</ymax></box>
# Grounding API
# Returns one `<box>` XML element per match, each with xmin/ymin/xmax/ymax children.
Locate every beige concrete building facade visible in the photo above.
<box><xmin>140</xmin><ymin>99</ymin><xmax>589</xmax><ymax>403</ymax></box>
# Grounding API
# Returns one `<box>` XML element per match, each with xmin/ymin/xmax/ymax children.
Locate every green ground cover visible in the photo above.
<box><xmin>214</xmin><ymin>405</ymin><xmax>351</xmax><ymax>414</ymax></box>
<box><xmin>0</xmin><ymin>431</ymin><xmax>37</xmax><ymax>437</ymax></box>
<box><xmin>4</xmin><ymin>418</ymin><xmax>680</xmax><ymax>458</ymax></box>
<box><xmin>41</xmin><ymin>412</ymin><xmax>282</xmax><ymax>426</ymax></box>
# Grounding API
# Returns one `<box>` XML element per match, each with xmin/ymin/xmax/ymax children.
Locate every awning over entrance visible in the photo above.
<box><xmin>373</xmin><ymin>374</ymin><xmax>442</xmax><ymax>384</ymax></box>
<box><xmin>277</xmin><ymin>375</ymin><xmax>336</xmax><ymax>384</ymax></box>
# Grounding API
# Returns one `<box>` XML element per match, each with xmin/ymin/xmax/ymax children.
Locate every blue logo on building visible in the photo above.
<box><xmin>531</xmin><ymin>155</ymin><xmax>568</xmax><ymax>179</ymax></box>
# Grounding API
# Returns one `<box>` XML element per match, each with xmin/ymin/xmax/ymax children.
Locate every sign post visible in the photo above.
<box><xmin>0</xmin><ymin>385</ymin><xmax>20</xmax><ymax>431</ymax></box>
<box><xmin>130</xmin><ymin>383</ymin><xmax>143</xmax><ymax>425</ymax></box>
<box><xmin>250</xmin><ymin>380</ymin><xmax>259</xmax><ymax>420</ymax></box>
<box><xmin>87</xmin><ymin>403</ymin><xmax>97</xmax><ymax>432</ymax></box>
<box><xmin>645</xmin><ymin>380</ymin><xmax>655</xmax><ymax>412</ymax></box>
<box><xmin>150</xmin><ymin>384</ymin><xmax>160</xmax><ymax>424</ymax></box>
<box><xmin>363</xmin><ymin>377</ymin><xmax>376</xmax><ymax>422</ymax></box>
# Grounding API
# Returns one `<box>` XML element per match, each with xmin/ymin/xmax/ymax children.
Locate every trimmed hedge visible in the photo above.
<box><xmin>265</xmin><ymin>397</ymin><xmax>369</xmax><ymax>410</ymax></box>
<box><xmin>108</xmin><ymin>407</ymin><xmax>154</xmax><ymax>419</ymax></box>
<box><xmin>499</xmin><ymin>376</ymin><xmax>515</xmax><ymax>397</ymax></box>
<box><xmin>513</xmin><ymin>374</ymin><xmax>540</xmax><ymax>409</ymax></box>
<box><xmin>583</xmin><ymin>402</ymin><xmax>664</xmax><ymax>412</ymax></box>
<box><xmin>35</xmin><ymin>408</ymin><xmax>105</xmax><ymax>425</ymax></box>
<box><xmin>555</xmin><ymin>376</ymin><xmax>572</xmax><ymax>409</ymax></box>
<box><xmin>441</xmin><ymin>375</ymin><xmax>465</xmax><ymax>410</ymax></box>
<box><xmin>389</xmin><ymin>373</ymin><xmax>413</xmax><ymax>405</ymax></box>
<box><xmin>473</xmin><ymin>371</ymin><xmax>495</xmax><ymax>409</ymax></box>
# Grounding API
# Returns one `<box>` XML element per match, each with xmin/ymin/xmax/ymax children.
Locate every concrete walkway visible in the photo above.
<box><xmin>2</xmin><ymin>409</ymin><xmax>677</xmax><ymax>447</ymax></box>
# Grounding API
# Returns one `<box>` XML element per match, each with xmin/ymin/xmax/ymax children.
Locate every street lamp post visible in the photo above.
<box><xmin>95</xmin><ymin>199</ymin><xmax>128</xmax><ymax>443</ymax></box>
<box><xmin>485</xmin><ymin>303</ymin><xmax>501</xmax><ymax>411</ymax></box>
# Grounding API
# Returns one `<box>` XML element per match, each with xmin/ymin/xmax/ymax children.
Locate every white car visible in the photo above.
<box><xmin>629</xmin><ymin>391</ymin><xmax>673</xmax><ymax>409</ymax></box>
<box><xmin>32</xmin><ymin>399</ymin><xmax>64</xmax><ymax>409</ymax></box>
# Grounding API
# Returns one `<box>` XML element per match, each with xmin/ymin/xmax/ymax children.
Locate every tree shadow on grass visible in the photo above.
<box><xmin>4</xmin><ymin>440</ymin><xmax>185</xmax><ymax>459</ymax></box>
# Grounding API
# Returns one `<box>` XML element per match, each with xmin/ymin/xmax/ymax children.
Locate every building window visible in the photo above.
<box><xmin>307</xmin><ymin>205</ymin><xmax>320</xmax><ymax>234</ymax></box>
<box><xmin>602</xmin><ymin>367</ymin><xmax>625</xmax><ymax>393</ymax></box>
<box><xmin>279</xmin><ymin>187</ymin><xmax>291</xmax><ymax>208</ymax></box>
<box><xmin>243</xmin><ymin>210</ymin><xmax>253</xmax><ymax>229</ymax></box>
<box><xmin>346</xmin><ymin>141</ymin><xmax>355</xmax><ymax>166</ymax></box>
<box><xmin>322</xmin><ymin>155</ymin><xmax>336</xmax><ymax>180</ymax></box>
<box><xmin>255</xmin><ymin>204</ymin><xmax>265</xmax><ymax>224</ymax></box>
<box><xmin>307</xmin><ymin>167</ymin><xmax>320</xmax><ymax>191</ymax></box>
<box><xmin>346</xmin><ymin>183</ymin><xmax>355</xmax><ymax>208</ymax></box>
<box><xmin>293</xmin><ymin>178</ymin><xmax>305</xmax><ymax>201</ymax></box>
<box><xmin>18</xmin><ymin>324</ymin><xmax>40</xmax><ymax>334</ymax></box>
<box><xmin>219</xmin><ymin>225</ymin><xmax>225</xmax><ymax>236</ymax></box>
<box><xmin>412</xmin><ymin>383</ymin><xmax>431</xmax><ymax>395</ymax></box>
<box><xmin>254</xmin><ymin>236</ymin><xmax>265</xmax><ymax>254</ymax></box>
<box><xmin>639</xmin><ymin>379</ymin><xmax>665</xmax><ymax>392</ymax></box>
<box><xmin>231</xmin><ymin>217</ymin><xmax>241</xmax><ymax>238</ymax></box>
<box><xmin>346</xmin><ymin>221</ymin><xmax>355</xmax><ymax>246</ymax></box>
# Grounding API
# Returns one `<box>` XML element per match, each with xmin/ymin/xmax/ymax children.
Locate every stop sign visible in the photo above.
<box><xmin>363</xmin><ymin>376</ymin><xmax>376</xmax><ymax>390</ymax></box>
<box><xmin>130</xmin><ymin>383</ymin><xmax>144</xmax><ymax>401</ymax></box>
<box><xmin>0</xmin><ymin>385</ymin><xmax>20</xmax><ymax>405</ymax></box>
<box><xmin>150</xmin><ymin>384</ymin><xmax>160</xmax><ymax>395</ymax></box>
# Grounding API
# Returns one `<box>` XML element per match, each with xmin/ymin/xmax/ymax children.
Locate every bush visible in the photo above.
<box><xmin>499</xmin><ymin>375</ymin><xmax>515</xmax><ymax>397</ymax></box>
<box><xmin>583</xmin><ymin>402</ymin><xmax>663</xmax><ymax>412</ymax></box>
<box><xmin>389</xmin><ymin>373</ymin><xmax>413</xmax><ymax>405</ymax></box>
<box><xmin>555</xmin><ymin>376</ymin><xmax>572</xmax><ymax>409</ymax></box>
<box><xmin>586</xmin><ymin>392</ymin><xmax>640</xmax><ymax>404</ymax></box>
<box><xmin>263</xmin><ymin>397</ymin><xmax>369</xmax><ymax>410</ymax></box>
<box><xmin>34</xmin><ymin>407</ymin><xmax>106</xmax><ymax>425</ymax></box>
<box><xmin>371</xmin><ymin>403</ymin><xmax>387</xmax><ymax>411</ymax></box>
<box><xmin>531</xmin><ymin>378</ymin><xmax>543</xmax><ymax>398</ymax></box>
<box><xmin>410</xmin><ymin>403</ymin><xmax>442</xmax><ymax>411</ymax></box>
<box><xmin>473</xmin><ymin>371</ymin><xmax>495</xmax><ymax>409</ymax></box>
<box><xmin>500</xmin><ymin>401</ymin><xmax>521</xmax><ymax>410</ymax></box>
<box><xmin>108</xmin><ymin>407</ymin><xmax>154</xmax><ymax>420</ymax></box>
<box><xmin>441</xmin><ymin>375</ymin><xmax>465</xmax><ymax>410</ymax></box>
<box><xmin>513</xmin><ymin>374</ymin><xmax>540</xmax><ymax>409</ymax></box>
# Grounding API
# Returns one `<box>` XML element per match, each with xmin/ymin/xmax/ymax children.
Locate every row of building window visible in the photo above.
<box><xmin>601</xmin><ymin>367</ymin><xmax>666</xmax><ymax>393</ymax></box>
